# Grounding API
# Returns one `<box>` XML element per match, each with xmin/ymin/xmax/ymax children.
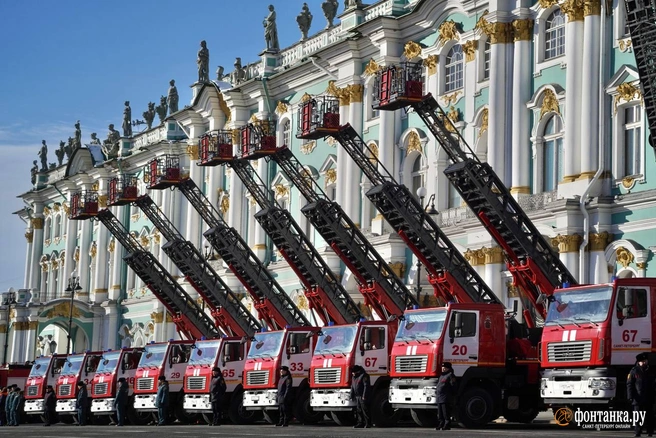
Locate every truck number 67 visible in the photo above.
<box><xmin>622</xmin><ymin>329</ymin><xmax>638</xmax><ymax>343</ymax></box>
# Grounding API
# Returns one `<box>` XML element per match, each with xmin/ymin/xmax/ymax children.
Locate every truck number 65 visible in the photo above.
<box><xmin>452</xmin><ymin>345</ymin><xmax>468</xmax><ymax>355</ymax></box>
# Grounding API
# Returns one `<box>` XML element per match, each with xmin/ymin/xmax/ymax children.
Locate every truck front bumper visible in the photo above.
<box><xmin>389</xmin><ymin>378</ymin><xmax>439</xmax><ymax>409</ymax></box>
<box><xmin>56</xmin><ymin>399</ymin><xmax>77</xmax><ymax>413</ymax></box>
<box><xmin>243</xmin><ymin>389</ymin><xmax>278</xmax><ymax>410</ymax></box>
<box><xmin>541</xmin><ymin>368</ymin><xmax>616</xmax><ymax>404</ymax></box>
<box><xmin>184</xmin><ymin>394</ymin><xmax>211</xmax><ymax>412</ymax></box>
<box><xmin>24</xmin><ymin>399</ymin><xmax>44</xmax><ymax>415</ymax></box>
<box><xmin>90</xmin><ymin>398</ymin><xmax>117</xmax><ymax>414</ymax></box>
<box><xmin>133</xmin><ymin>393</ymin><xmax>157</xmax><ymax>411</ymax></box>
<box><xmin>310</xmin><ymin>388</ymin><xmax>355</xmax><ymax>411</ymax></box>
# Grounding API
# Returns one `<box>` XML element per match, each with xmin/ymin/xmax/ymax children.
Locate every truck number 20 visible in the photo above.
<box><xmin>623</xmin><ymin>329</ymin><xmax>638</xmax><ymax>343</ymax></box>
<box><xmin>452</xmin><ymin>345</ymin><xmax>468</xmax><ymax>355</ymax></box>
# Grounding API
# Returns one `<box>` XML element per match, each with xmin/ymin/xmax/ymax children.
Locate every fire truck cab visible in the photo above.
<box><xmin>55</xmin><ymin>351</ymin><xmax>103</xmax><ymax>416</ymax></box>
<box><xmin>242</xmin><ymin>327</ymin><xmax>321</xmax><ymax>424</ymax></box>
<box><xmin>90</xmin><ymin>347</ymin><xmax>144</xmax><ymax>423</ymax></box>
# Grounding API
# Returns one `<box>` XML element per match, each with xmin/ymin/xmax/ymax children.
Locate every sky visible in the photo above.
<box><xmin>0</xmin><ymin>0</ymin><xmax>346</xmax><ymax>292</ymax></box>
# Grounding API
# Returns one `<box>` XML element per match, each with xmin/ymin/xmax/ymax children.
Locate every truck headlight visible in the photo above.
<box><xmin>589</xmin><ymin>378</ymin><xmax>615</xmax><ymax>390</ymax></box>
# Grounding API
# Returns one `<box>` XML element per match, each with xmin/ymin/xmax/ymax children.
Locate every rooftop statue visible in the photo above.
<box><xmin>344</xmin><ymin>0</ymin><xmax>362</xmax><ymax>9</ymax></box>
<box><xmin>197</xmin><ymin>40</ymin><xmax>210</xmax><ymax>83</ymax></box>
<box><xmin>64</xmin><ymin>138</ymin><xmax>73</xmax><ymax>158</ymax></box>
<box><xmin>322</xmin><ymin>0</ymin><xmax>339</xmax><ymax>28</ymax></box>
<box><xmin>264</xmin><ymin>5</ymin><xmax>280</xmax><ymax>52</ymax></box>
<box><xmin>38</xmin><ymin>140</ymin><xmax>48</xmax><ymax>172</ymax></box>
<box><xmin>143</xmin><ymin>102</ymin><xmax>156</xmax><ymax>130</ymax></box>
<box><xmin>297</xmin><ymin>3</ymin><xmax>313</xmax><ymax>41</ymax></box>
<box><xmin>30</xmin><ymin>160</ymin><xmax>39</xmax><ymax>185</ymax></box>
<box><xmin>216</xmin><ymin>66</ymin><xmax>225</xmax><ymax>81</ymax></box>
<box><xmin>74</xmin><ymin>120</ymin><xmax>82</xmax><ymax>149</ymax></box>
<box><xmin>167</xmin><ymin>79</ymin><xmax>179</xmax><ymax>114</ymax></box>
<box><xmin>122</xmin><ymin>101</ymin><xmax>132</xmax><ymax>137</ymax></box>
<box><xmin>90</xmin><ymin>132</ymin><xmax>102</xmax><ymax>145</ymax></box>
<box><xmin>102</xmin><ymin>124</ymin><xmax>121</xmax><ymax>160</ymax></box>
<box><xmin>231</xmin><ymin>58</ymin><xmax>246</xmax><ymax>85</ymax></box>
<box><xmin>156</xmin><ymin>96</ymin><xmax>168</xmax><ymax>124</ymax></box>
<box><xmin>55</xmin><ymin>141</ymin><xmax>65</xmax><ymax>166</ymax></box>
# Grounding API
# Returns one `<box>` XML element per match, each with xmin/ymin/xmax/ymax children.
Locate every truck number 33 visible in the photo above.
<box><xmin>452</xmin><ymin>345</ymin><xmax>468</xmax><ymax>355</ymax></box>
<box><xmin>289</xmin><ymin>362</ymin><xmax>304</xmax><ymax>371</ymax></box>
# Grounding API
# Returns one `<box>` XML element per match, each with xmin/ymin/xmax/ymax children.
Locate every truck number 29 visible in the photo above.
<box><xmin>170</xmin><ymin>372</ymin><xmax>181</xmax><ymax>379</ymax></box>
<box><xmin>452</xmin><ymin>345</ymin><xmax>468</xmax><ymax>355</ymax></box>
<box><xmin>623</xmin><ymin>329</ymin><xmax>638</xmax><ymax>343</ymax></box>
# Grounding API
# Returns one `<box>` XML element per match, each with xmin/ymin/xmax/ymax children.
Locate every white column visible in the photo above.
<box><xmin>29</xmin><ymin>205</ymin><xmax>45</xmax><ymax>290</ymax></box>
<box><xmin>108</xmin><ymin>205</ymin><xmax>124</xmax><ymax>302</ymax></box>
<box><xmin>336</xmin><ymin>93</ymin><xmax>350</xmax><ymax>207</ymax></box>
<box><xmin>378</xmin><ymin>110</ymin><xmax>395</xmax><ymax>234</ymax></box>
<box><xmin>556</xmin><ymin>235</ymin><xmax>582</xmax><ymax>282</ymax></box>
<box><xmin>347</xmin><ymin>84</ymin><xmax>364</xmax><ymax>226</ymax></box>
<box><xmin>105</xmin><ymin>305</ymin><xmax>119</xmax><ymax>350</ymax></box>
<box><xmin>510</xmin><ymin>19</ymin><xmax>534</xmax><ymax>196</ymax></box>
<box><xmin>158</xmin><ymin>189</ymin><xmax>173</xmax><ymax>273</ymax></box>
<box><xmin>483</xmin><ymin>248</ymin><xmax>506</xmax><ymax>305</ymax></box>
<box><xmin>253</xmin><ymin>160</ymin><xmax>269</xmax><ymax>259</ymax></box>
<box><xmin>228</xmin><ymin>128</ymin><xmax>244</xmax><ymax>233</ymax></box>
<box><xmin>78</xmin><ymin>218</ymin><xmax>92</xmax><ymax>297</ymax></box>
<box><xmin>93</xmin><ymin>190</ymin><xmax>110</xmax><ymax>304</ymax></box>
<box><xmin>23</xmin><ymin>229</ymin><xmax>33</xmax><ymax>289</ymax></box>
<box><xmin>486</xmin><ymin>23</ymin><xmax>512</xmax><ymax>185</ymax></box>
<box><xmin>580</xmin><ymin>2</ymin><xmax>601</xmax><ymax>177</ymax></box>
<box><xmin>63</xmin><ymin>208</ymin><xmax>77</xmax><ymax>285</ymax></box>
<box><xmin>185</xmin><ymin>143</ymin><xmax>202</xmax><ymax>247</ymax></box>
<box><xmin>562</xmin><ymin>4</ymin><xmax>584</xmax><ymax>181</ymax></box>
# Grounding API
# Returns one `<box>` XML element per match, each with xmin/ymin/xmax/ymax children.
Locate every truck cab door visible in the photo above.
<box><xmin>356</xmin><ymin>326</ymin><xmax>388</xmax><ymax>378</ymax></box>
<box><xmin>443</xmin><ymin>310</ymin><xmax>480</xmax><ymax>376</ymax></box>
<box><xmin>611</xmin><ymin>286</ymin><xmax>652</xmax><ymax>365</ymax></box>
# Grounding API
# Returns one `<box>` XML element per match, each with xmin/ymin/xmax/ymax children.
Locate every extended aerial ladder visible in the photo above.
<box><xmin>226</xmin><ymin>119</ymin><xmax>419</xmax><ymax>320</ymax></box>
<box><xmin>108</xmin><ymin>174</ymin><xmax>261</xmax><ymax>338</ymax></box>
<box><xmin>144</xmin><ymin>155</ymin><xmax>311</xmax><ymax>330</ymax></box>
<box><xmin>198</xmin><ymin>143</ymin><xmax>362</xmax><ymax>326</ymax></box>
<box><xmin>371</xmin><ymin>62</ymin><xmax>577</xmax><ymax>326</ymax></box>
<box><xmin>68</xmin><ymin>190</ymin><xmax>220</xmax><ymax>340</ymax></box>
<box><xmin>625</xmin><ymin>0</ymin><xmax>656</xmax><ymax>158</ymax></box>
<box><xmin>324</xmin><ymin>122</ymin><xmax>502</xmax><ymax>311</ymax></box>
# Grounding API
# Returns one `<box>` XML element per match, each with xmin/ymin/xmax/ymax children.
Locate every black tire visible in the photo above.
<box><xmin>331</xmin><ymin>410</ymin><xmax>356</xmax><ymax>426</ymax></box>
<box><xmin>371</xmin><ymin>388</ymin><xmax>400</xmax><ymax>428</ymax></box>
<box><xmin>410</xmin><ymin>408</ymin><xmax>438</xmax><ymax>427</ymax></box>
<box><xmin>174</xmin><ymin>400</ymin><xmax>198</xmax><ymax>424</ymax></box>
<box><xmin>293</xmin><ymin>388</ymin><xmax>324</xmax><ymax>424</ymax></box>
<box><xmin>456</xmin><ymin>386</ymin><xmax>495</xmax><ymax>428</ymax></box>
<box><xmin>503</xmin><ymin>406</ymin><xmax>540</xmax><ymax>424</ymax></box>
<box><xmin>127</xmin><ymin>405</ymin><xmax>152</xmax><ymax>425</ymax></box>
<box><xmin>228</xmin><ymin>388</ymin><xmax>260</xmax><ymax>424</ymax></box>
<box><xmin>263</xmin><ymin>409</ymin><xmax>280</xmax><ymax>425</ymax></box>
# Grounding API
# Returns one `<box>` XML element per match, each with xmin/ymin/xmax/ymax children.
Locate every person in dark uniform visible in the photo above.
<box><xmin>627</xmin><ymin>352</ymin><xmax>655</xmax><ymax>437</ymax></box>
<box><xmin>114</xmin><ymin>377</ymin><xmax>129</xmax><ymax>427</ymax></box>
<box><xmin>351</xmin><ymin>365</ymin><xmax>372</xmax><ymax>428</ymax></box>
<box><xmin>0</xmin><ymin>386</ymin><xmax>7</xmax><ymax>426</ymax></box>
<box><xmin>75</xmin><ymin>381</ymin><xmax>88</xmax><ymax>426</ymax></box>
<box><xmin>155</xmin><ymin>376</ymin><xmax>169</xmax><ymax>426</ymax></box>
<box><xmin>435</xmin><ymin>362</ymin><xmax>457</xmax><ymax>431</ymax></box>
<box><xmin>43</xmin><ymin>385</ymin><xmax>57</xmax><ymax>426</ymax></box>
<box><xmin>276</xmin><ymin>365</ymin><xmax>292</xmax><ymax>427</ymax></box>
<box><xmin>209</xmin><ymin>367</ymin><xmax>226</xmax><ymax>426</ymax></box>
<box><xmin>5</xmin><ymin>385</ymin><xmax>16</xmax><ymax>426</ymax></box>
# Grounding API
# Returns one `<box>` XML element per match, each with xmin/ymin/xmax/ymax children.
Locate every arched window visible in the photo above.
<box><xmin>411</xmin><ymin>155</ymin><xmax>423</xmax><ymax>201</ymax></box>
<box><xmin>282</xmin><ymin>120</ymin><xmax>291</xmax><ymax>147</ymax></box>
<box><xmin>483</xmin><ymin>39</ymin><xmax>491</xmax><ymax>80</ymax></box>
<box><xmin>44</xmin><ymin>217</ymin><xmax>52</xmax><ymax>242</ymax></box>
<box><xmin>542</xmin><ymin>115</ymin><xmax>564</xmax><ymax>191</ymax></box>
<box><xmin>623</xmin><ymin>104</ymin><xmax>642</xmax><ymax>177</ymax></box>
<box><xmin>54</xmin><ymin>215</ymin><xmax>62</xmax><ymax>239</ymax></box>
<box><xmin>545</xmin><ymin>10</ymin><xmax>565</xmax><ymax>60</ymax></box>
<box><xmin>445</xmin><ymin>45</ymin><xmax>464</xmax><ymax>92</ymax></box>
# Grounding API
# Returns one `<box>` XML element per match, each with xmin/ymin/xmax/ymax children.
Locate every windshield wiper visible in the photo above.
<box><xmin>574</xmin><ymin>317</ymin><xmax>598</xmax><ymax>327</ymax></box>
<box><xmin>545</xmin><ymin>321</ymin><xmax>565</xmax><ymax>328</ymax></box>
<box><xmin>559</xmin><ymin>317</ymin><xmax>580</xmax><ymax>328</ymax></box>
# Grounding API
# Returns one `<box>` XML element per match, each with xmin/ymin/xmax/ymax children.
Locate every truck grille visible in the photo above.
<box><xmin>314</xmin><ymin>367</ymin><xmax>341</xmax><ymax>384</ymax></box>
<box><xmin>395</xmin><ymin>355</ymin><xmax>428</xmax><ymax>373</ymax></box>
<box><xmin>58</xmin><ymin>384</ymin><xmax>72</xmax><ymax>397</ymax></box>
<box><xmin>547</xmin><ymin>340</ymin><xmax>592</xmax><ymax>362</ymax></box>
<box><xmin>93</xmin><ymin>383</ymin><xmax>108</xmax><ymax>395</ymax></box>
<box><xmin>246</xmin><ymin>370</ymin><xmax>269</xmax><ymax>386</ymax></box>
<box><xmin>137</xmin><ymin>377</ymin><xmax>154</xmax><ymax>391</ymax></box>
<box><xmin>186</xmin><ymin>376</ymin><xmax>206</xmax><ymax>391</ymax></box>
<box><xmin>27</xmin><ymin>385</ymin><xmax>38</xmax><ymax>397</ymax></box>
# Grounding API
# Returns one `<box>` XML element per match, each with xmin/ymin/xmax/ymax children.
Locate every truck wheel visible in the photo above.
<box><xmin>371</xmin><ymin>389</ymin><xmax>400</xmax><ymax>427</ymax></box>
<box><xmin>174</xmin><ymin>401</ymin><xmax>198</xmax><ymax>424</ymax></box>
<box><xmin>457</xmin><ymin>387</ymin><xmax>495</xmax><ymax>428</ymax></box>
<box><xmin>503</xmin><ymin>406</ymin><xmax>539</xmax><ymax>424</ymax></box>
<box><xmin>263</xmin><ymin>409</ymin><xmax>280</xmax><ymax>425</ymax></box>
<box><xmin>126</xmin><ymin>405</ymin><xmax>151</xmax><ymax>425</ymax></box>
<box><xmin>331</xmin><ymin>411</ymin><xmax>356</xmax><ymax>426</ymax></box>
<box><xmin>410</xmin><ymin>408</ymin><xmax>438</xmax><ymax>427</ymax></box>
<box><xmin>293</xmin><ymin>388</ymin><xmax>324</xmax><ymax>424</ymax></box>
<box><xmin>229</xmin><ymin>388</ymin><xmax>260</xmax><ymax>424</ymax></box>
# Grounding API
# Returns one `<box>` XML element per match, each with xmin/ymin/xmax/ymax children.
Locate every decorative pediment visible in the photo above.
<box><xmin>319</xmin><ymin>154</ymin><xmax>338</xmax><ymax>174</ymax></box>
<box><xmin>65</xmin><ymin>147</ymin><xmax>97</xmax><ymax>178</ymax></box>
<box><xmin>40</xmin><ymin>301</ymin><xmax>87</xmax><ymax>319</ymax></box>
<box><xmin>606</xmin><ymin>64</ymin><xmax>639</xmax><ymax>91</ymax></box>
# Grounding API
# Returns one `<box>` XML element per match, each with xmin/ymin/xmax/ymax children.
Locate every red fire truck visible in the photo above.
<box><xmin>242</xmin><ymin>327</ymin><xmax>321</xmax><ymax>424</ymax></box>
<box><xmin>90</xmin><ymin>347</ymin><xmax>146</xmax><ymax>424</ymax></box>
<box><xmin>55</xmin><ymin>351</ymin><xmax>103</xmax><ymax>420</ymax></box>
<box><xmin>132</xmin><ymin>340</ymin><xmax>194</xmax><ymax>423</ymax></box>
<box><xmin>24</xmin><ymin>355</ymin><xmax>67</xmax><ymax>419</ymax></box>
<box><xmin>182</xmin><ymin>338</ymin><xmax>256</xmax><ymax>424</ymax></box>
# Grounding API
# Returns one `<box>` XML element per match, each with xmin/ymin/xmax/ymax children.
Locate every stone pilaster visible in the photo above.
<box><xmin>347</xmin><ymin>83</ymin><xmax>364</xmax><ymax>226</ymax></box>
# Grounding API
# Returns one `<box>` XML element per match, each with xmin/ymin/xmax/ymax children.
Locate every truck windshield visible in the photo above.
<box><xmin>545</xmin><ymin>286</ymin><xmax>613</xmax><ymax>325</ymax></box>
<box><xmin>29</xmin><ymin>357</ymin><xmax>52</xmax><ymax>378</ymax></box>
<box><xmin>314</xmin><ymin>325</ymin><xmax>357</xmax><ymax>355</ymax></box>
<box><xmin>396</xmin><ymin>309</ymin><xmax>447</xmax><ymax>342</ymax></box>
<box><xmin>189</xmin><ymin>340</ymin><xmax>221</xmax><ymax>365</ymax></box>
<box><xmin>62</xmin><ymin>355</ymin><xmax>84</xmax><ymax>375</ymax></box>
<box><xmin>96</xmin><ymin>352</ymin><xmax>121</xmax><ymax>373</ymax></box>
<box><xmin>248</xmin><ymin>332</ymin><xmax>284</xmax><ymax>359</ymax></box>
<box><xmin>139</xmin><ymin>345</ymin><xmax>167</xmax><ymax>368</ymax></box>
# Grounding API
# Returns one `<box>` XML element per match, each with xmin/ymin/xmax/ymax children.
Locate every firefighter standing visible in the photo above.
<box><xmin>627</xmin><ymin>352</ymin><xmax>655</xmax><ymax>437</ymax></box>
<box><xmin>276</xmin><ymin>365</ymin><xmax>292</xmax><ymax>427</ymax></box>
<box><xmin>351</xmin><ymin>365</ymin><xmax>372</xmax><ymax>428</ymax></box>
<box><xmin>43</xmin><ymin>385</ymin><xmax>56</xmax><ymax>427</ymax></box>
<box><xmin>155</xmin><ymin>376</ymin><xmax>169</xmax><ymax>426</ymax></box>
<box><xmin>209</xmin><ymin>367</ymin><xmax>226</xmax><ymax>426</ymax></box>
<box><xmin>114</xmin><ymin>377</ymin><xmax>129</xmax><ymax>427</ymax></box>
<box><xmin>435</xmin><ymin>362</ymin><xmax>457</xmax><ymax>431</ymax></box>
<box><xmin>75</xmin><ymin>381</ymin><xmax>88</xmax><ymax>426</ymax></box>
